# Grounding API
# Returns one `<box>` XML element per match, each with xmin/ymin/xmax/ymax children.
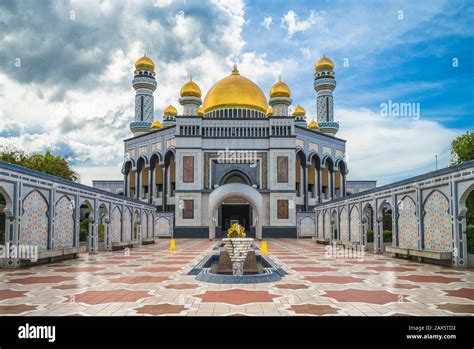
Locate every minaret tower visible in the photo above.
<box><xmin>313</xmin><ymin>56</ymin><xmax>339</xmax><ymax>136</ymax></box>
<box><xmin>179</xmin><ymin>77</ymin><xmax>202</xmax><ymax>116</ymax></box>
<box><xmin>163</xmin><ymin>104</ymin><xmax>177</xmax><ymax>127</ymax></box>
<box><xmin>292</xmin><ymin>105</ymin><xmax>307</xmax><ymax>127</ymax></box>
<box><xmin>130</xmin><ymin>54</ymin><xmax>157</xmax><ymax>136</ymax></box>
<box><xmin>269</xmin><ymin>76</ymin><xmax>292</xmax><ymax>116</ymax></box>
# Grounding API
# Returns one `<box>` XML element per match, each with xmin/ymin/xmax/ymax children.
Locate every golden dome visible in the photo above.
<box><xmin>308</xmin><ymin>120</ymin><xmax>319</xmax><ymax>129</ymax></box>
<box><xmin>135</xmin><ymin>54</ymin><xmax>155</xmax><ymax>71</ymax></box>
<box><xmin>202</xmin><ymin>64</ymin><xmax>268</xmax><ymax>113</ymax></box>
<box><xmin>266</xmin><ymin>106</ymin><xmax>273</xmax><ymax>117</ymax></box>
<box><xmin>269</xmin><ymin>76</ymin><xmax>291</xmax><ymax>98</ymax></box>
<box><xmin>164</xmin><ymin>104</ymin><xmax>177</xmax><ymax>115</ymax></box>
<box><xmin>292</xmin><ymin>104</ymin><xmax>306</xmax><ymax>117</ymax></box>
<box><xmin>151</xmin><ymin>120</ymin><xmax>163</xmax><ymax>129</ymax></box>
<box><xmin>315</xmin><ymin>56</ymin><xmax>334</xmax><ymax>71</ymax></box>
<box><xmin>198</xmin><ymin>106</ymin><xmax>204</xmax><ymax>117</ymax></box>
<box><xmin>180</xmin><ymin>77</ymin><xmax>202</xmax><ymax>98</ymax></box>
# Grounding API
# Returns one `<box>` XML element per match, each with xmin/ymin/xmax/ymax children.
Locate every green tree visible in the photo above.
<box><xmin>0</xmin><ymin>147</ymin><xmax>78</xmax><ymax>181</ymax></box>
<box><xmin>450</xmin><ymin>131</ymin><xmax>474</xmax><ymax>165</ymax></box>
<box><xmin>450</xmin><ymin>132</ymin><xmax>474</xmax><ymax>226</ymax></box>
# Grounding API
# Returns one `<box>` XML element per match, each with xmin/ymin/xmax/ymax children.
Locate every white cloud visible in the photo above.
<box><xmin>281</xmin><ymin>10</ymin><xmax>325</xmax><ymax>38</ymax></box>
<box><xmin>300</xmin><ymin>47</ymin><xmax>311</xmax><ymax>59</ymax></box>
<box><xmin>336</xmin><ymin>107</ymin><xmax>461</xmax><ymax>185</ymax></box>
<box><xmin>261</xmin><ymin>16</ymin><xmax>272</xmax><ymax>29</ymax></box>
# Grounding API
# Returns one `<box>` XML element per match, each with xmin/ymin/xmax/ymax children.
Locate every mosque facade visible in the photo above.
<box><xmin>109</xmin><ymin>54</ymin><xmax>355</xmax><ymax>239</ymax></box>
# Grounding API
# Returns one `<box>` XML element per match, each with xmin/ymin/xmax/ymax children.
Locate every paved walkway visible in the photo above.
<box><xmin>0</xmin><ymin>239</ymin><xmax>473</xmax><ymax>316</ymax></box>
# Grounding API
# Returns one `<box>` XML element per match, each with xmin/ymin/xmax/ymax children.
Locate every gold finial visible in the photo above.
<box><xmin>231</xmin><ymin>63</ymin><xmax>239</xmax><ymax>75</ymax></box>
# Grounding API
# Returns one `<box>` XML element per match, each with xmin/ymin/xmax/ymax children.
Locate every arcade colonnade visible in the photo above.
<box><xmin>123</xmin><ymin>149</ymin><xmax>176</xmax><ymax>210</ymax></box>
<box><xmin>122</xmin><ymin>147</ymin><xmax>348</xmax><ymax>213</ymax></box>
<box><xmin>303</xmin><ymin>160</ymin><xmax>474</xmax><ymax>267</ymax></box>
<box><xmin>296</xmin><ymin>150</ymin><xmax>347</xmax><ymax>211</ymax></box>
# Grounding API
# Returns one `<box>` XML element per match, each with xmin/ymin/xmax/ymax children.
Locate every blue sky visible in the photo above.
<box><xmin>0</xmin><ymin>0</ymin><xmax>472</xmax><ymax>185</ymax></box>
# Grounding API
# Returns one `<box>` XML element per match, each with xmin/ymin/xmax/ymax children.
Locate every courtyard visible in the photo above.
<box><xmin>0</xmin><ymin>238</ymin><xmax>473</xmax><ymax>317</ymax></box>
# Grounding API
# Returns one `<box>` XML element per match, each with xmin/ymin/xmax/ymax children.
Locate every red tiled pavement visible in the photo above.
<box><xmin>110</xmin><ymin>276</ymin><xmax>169</xmax><ymax>284</ymax></box>
<box><xmin>444</xmin><ymin>288</ymin><xmax>474</xmax><ymax>300</ymax></box>
<box><xmin>292</xmin><ymin>267</ymin><xmax>336</xmax><ymax>272</ymax></box>
<box><xmin>74</xmin><ymin>289</ymin><xmax>151</xmax><ymax>305</ymax></box>
<box><xmin>0</xmin><ymin>289</ymin><xmax>26</xmax><ymax>300</ymax></box>
<box><xmin>305</xmin><ymin>275</ymin><xmax>364</xmax><ymax>284</ymax></box>
<box><xmin>8</xmin><ymin>276</ymin><xmax>75</xmax><ymax>284</ymax></box>
<box><xmin>396</xmin><ymin>275</ymin><xmax>461</xmax><ymax>283</ymax></box>
<box><xmin>195</xmin><ymin>289</ymin><xmax>279</xmax><ymax>305</ymax></box>
<box><xmin>323</xmin><ymin>289</ymin><xmax>401</xmax><ymax>305</ymax></box>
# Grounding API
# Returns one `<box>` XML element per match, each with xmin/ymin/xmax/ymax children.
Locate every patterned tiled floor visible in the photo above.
<box><xmin>0</xmin><ymin>239</ymin><xmax>473</xmax><ymax>316</ymax></box>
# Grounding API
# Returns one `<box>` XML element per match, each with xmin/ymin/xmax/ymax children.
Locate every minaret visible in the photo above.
<box><xmin>292</xmin><ymin>105</ymin><xmax>307</xmax><ymax>127</ymax></box>
<box><xmin>162</xmin><ymin>104</ymin><xmax>177</xmax><ymax>127</ymax></box>
<box><xmin>130</xmin><ymin>54</ymin><xmax>157</xmax><ymax>136</ymax></box>
<box><xmin>313</xmin><ymin>56</ymin><xmax>339</xmax><ymax>136</ymax></box>
<box><xmin>179</xmin><ymin>77</ymin><xmax>202</xmax><ymax>116</ymax></box>
<box><xmin>269</xmin><ymin>76</ymin><xmax>291</xmax><ymax>116</ymax></box>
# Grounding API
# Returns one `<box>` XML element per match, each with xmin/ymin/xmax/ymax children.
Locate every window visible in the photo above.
<box><xmin>277</xmin><ymin>156</ymin><xmax>289</xmax><ymax>183</ymax></box>
<box><xmin>183</xmin><ymin>156</ymin><xmax>194</xmax><ymax>183</ymax></box>
<box><xmin>183</xmin><ymin>200</ymin><xmax>194</xmax><ymax>219</ymax></box>
<box><xmin>277</xmin><ymin>200</ymin><xmax>289</xmax><ymax>219</ymax></box>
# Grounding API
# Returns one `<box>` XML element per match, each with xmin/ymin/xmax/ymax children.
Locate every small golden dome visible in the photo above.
<box><xmin>202</xmin><ymin>64</ymin><xmax>268</xmax><ymax>113</ymax></box>
<box><xmin>315</xmin><ymin>56</ymin><xmax>334</xmax><ymax>71</ymax></box>
<box><xmin>180</xmin><ymin>77</ymin><xmax>202</xmax><ymax>98</ymax></box>
<box><xmin>308</xmin><ymin>120</ymin><xmax>319</xmax><ymax>129</ymax></box>
<box><xmin>292</xmin><ymin>104</ymin><xmax>306</xmax><ymax>117</ymax></box>
<box><xmin>151</xmin><ymin>120</ymin><xmax>163</xmax><ymax>129</ymax></box>
<box><xmin>269</xmin><ymin>76</ymin><xmax>291</xmax><ymax>98</ymax></box>
<box><xmin>164</xmin><ymin>104</ymin><xmax>177</xmax><ymax>116</ymax></box>
<box><xmin>266</xmin><ymin>106</ymin><xmax>273</xmax><ymax>117</ymax></box>
<box><xmin>198</xmin><ymin>106</ymin><xmax>204</xmax><ymax>117</ymax></box>
<box><xmin>135</xmin><ymin>53</ymin><xmax>155</xmax><ymax>71</ymax></box>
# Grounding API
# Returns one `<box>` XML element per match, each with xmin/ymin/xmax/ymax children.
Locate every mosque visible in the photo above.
<box><xmin>93</xmin><ymin>53</ymin><xmax>374</xmax><ymax>239</ymax></box>
<box><xmin>1</xmin><ymin>53</ymin><xmax>472</xmax><ymax>268</ymax></box>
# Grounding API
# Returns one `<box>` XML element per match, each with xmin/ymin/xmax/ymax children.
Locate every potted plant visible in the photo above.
<box><xmin>222</xmin><ymin>224</ymin><xmax>253</xmax><ymax>276</ymax></box>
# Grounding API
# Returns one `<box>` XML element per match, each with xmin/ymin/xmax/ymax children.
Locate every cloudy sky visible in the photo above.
<box><xmin>0</xmin><ymin>0</ymin><xmax>472</xmax><ymax>185</ymax></box>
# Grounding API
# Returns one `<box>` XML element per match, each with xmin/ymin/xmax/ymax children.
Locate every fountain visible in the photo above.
<box><xmin>188</xmin><ymin>224</ymin><xmax>287</xmax><ymax>284</ymax></box>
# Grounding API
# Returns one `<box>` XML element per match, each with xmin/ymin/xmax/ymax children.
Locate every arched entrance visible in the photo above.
<box><xmin>208</xmin><ymin>183</ymin><xmax>263</xmax><ymax>240</ymax></box>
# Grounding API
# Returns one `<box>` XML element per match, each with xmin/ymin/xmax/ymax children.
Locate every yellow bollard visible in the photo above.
<box><xmin>170</xmin><ymin>238</ymin><xmax>176</xmax><ymax>251</ymax></box>
<box><xmin>261</xmin><ymin>240</ymin><xmax>268</xmax><ymax>255</ymax></box>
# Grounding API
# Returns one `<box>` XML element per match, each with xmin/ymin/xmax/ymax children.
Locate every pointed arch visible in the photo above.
<box><xmin>54</xmin><ymin>195</ymin><xmax>74</xmax><ymax>249</ymax></box>
<box><xmin>423</xmin><ymin>189</ymin><xmax>451</xmax><ymax>251</ymax></box>
<box><xmin>21</xmin><ymin>190</ymin><xmax>49</xmax><ymax>251</ymax></box>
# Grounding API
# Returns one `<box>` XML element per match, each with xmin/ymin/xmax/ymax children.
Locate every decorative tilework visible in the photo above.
<box><xmin>148</xmin><ymin>212</ymin><xmax>153</xmax><ymax>238</ymax></box>
<box><xmin>398</xmin><ymin>196</ymin><xmax>418</xmax><ymax>249</ymax></box>
<box><xmin>20</xmin><ymin>190</ymin><xmax>48</xmax><ymax>251</ymax></box>
<box><xmin>111</xmin><ymin>207</ymin><xmax>122</xmax><ymax>243</ymax></box>
<box><xmin>141</xmin><ymin>212</ymin><xmax>148</xmax><ymax>239</ymax></box>
<box><xmin>54</xmin><ymin>196</ymin><xmax>74</xmax><ymax>249</ymax></box>
<box><xmin>317</xmin><ymin>212</ymin><xmax>323</xmax><ymax>238</ymax></box>
<box><xmin>350</xmin><ymin>206</ymin><xmax>360</xmax><ymax>242</ymax></box>
<box><xmin>339</xmin><ymin>207</ymin><xmax>348</xmax><ymax>241</ymax></box>
<box><xmin>123</xmin><ymin>208</ymin><xmax>132</xmax><ymax>241</ymax></box>
<box><xmin>324</xmin><ymin>211</ymin><xmax>330</xmax><ymax>238</ymax></box>
<box><xmin>423</xmin><ymin>190</ymin><xmax>451</xmax><ymax>251</ymax></box>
